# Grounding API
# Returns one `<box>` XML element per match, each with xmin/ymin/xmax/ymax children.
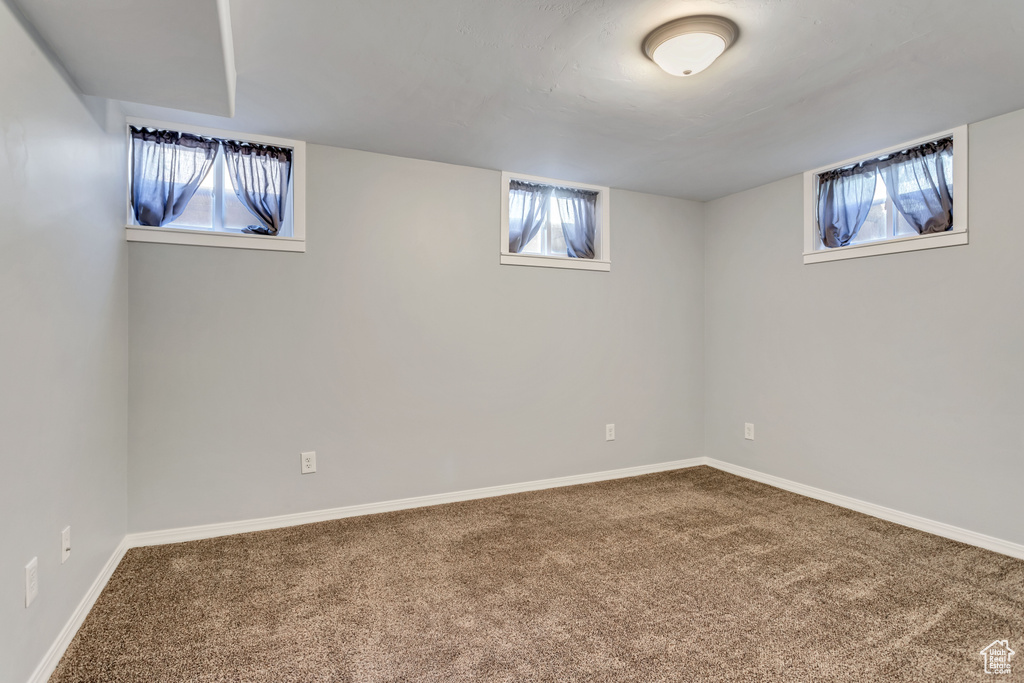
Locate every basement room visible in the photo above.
<box><xmin>2</xmin><ymin>0</ymin><xmax>1022</xmax><ymax>681</ymax></box>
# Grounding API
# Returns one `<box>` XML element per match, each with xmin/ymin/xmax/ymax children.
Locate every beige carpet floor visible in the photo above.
<box><xmin>51</xmin><ymin>466</ymin><xmax>1024</xmax><ymax>682</ymax></box>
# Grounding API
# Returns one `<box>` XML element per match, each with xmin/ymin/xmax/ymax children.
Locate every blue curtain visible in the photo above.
<box><xmin>130</xmin><ymin>127</ymin><xmax>217</xmax><ymax>227</ymax></box>
<box><xmin>508</xmin><ymin>180</ymin><xmax>551</xmax><ymax>253</ymax></box>
<box><xmin>817</xmin><ymin>165</ymin><xmax>878</xmax><ymax>248</ymax></box>
<box><xmin>878</xmin><ymin>137</ymin><xmax>953</xmax><ymax>234</ymax></box>
<box><xmin>222</xmin><ymin>141</ymin><xmax>292</xmax><ymax>236</ymax></box>
<box><xmin>554</xmin><ymin>187</ymin><xmax>598</xmax><ymax>259</ymax></box>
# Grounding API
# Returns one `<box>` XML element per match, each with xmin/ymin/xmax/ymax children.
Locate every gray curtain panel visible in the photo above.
<box><xmin>130</xmin><ymin>126</ymin><xmax>218</xmax><ymax>227</ymax></box>
<box><xmin>554</xmin><ymin>187</ymin><xmax>598</xmax><ymax>259</ymax></box>
<box><xmin>817</xmin><ymin>164</ymin><xmax>878</xmax><ymax>248</ymax></box>
<box><xmin>508</xmin><ymin>180</ymin><xmax>551</xmax><ymax>253</ymax></box>
<box><xmin>878</xmin><ymin>137</ymin><xmax>953</xmax><ymax>234</ymax></box>
<box><xmin>222</xmin><ymin>141</ymin><xmax>293</xmax><ymax>236</ymax></box>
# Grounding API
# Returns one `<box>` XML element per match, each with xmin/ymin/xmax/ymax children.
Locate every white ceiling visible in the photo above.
<box><xmin>12</xmin><ymin>0</ymin><xmax>235</xmax><ymax>117</ymax></box>
<box><xmin>17</xmin><ymin>0</ymin><xmax>1024</xmax><ymax>200</ymax></box>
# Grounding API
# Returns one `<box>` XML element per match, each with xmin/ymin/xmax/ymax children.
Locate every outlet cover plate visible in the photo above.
<box><xmin>744</xmin><ymin>423</ymin><xmax>755</xmax><ymax>440</ymax></box>
<box><xmin>61</xmin><ymin>526</ymin><xmax>71</xmax><ymax>564</ymax></box>
<box><xmin>301</xmin><ymin>451</ymin><xmax>317</xmax><ymax>474</ymax></box>
<box><xmin>605</xmin><ymin>424</ymin><xmax>615</xmax><ymax>441</ymax></box>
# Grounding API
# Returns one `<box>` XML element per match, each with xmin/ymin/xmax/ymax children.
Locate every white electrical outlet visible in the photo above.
<box><xmin>61</xmin><ymin>526</ymin><xmax>71</xmax><ymax>564</ymax></box>
<box><xmin>606</xmin><ymin>424</ymin><xmax>615</xmax><ymax>441</ymax></box>
<box><xmin>744</xmin><ymin>423</ymin><xmax>755</xmax><ymax>440</ymax></box>
<box><xmin>300</xmin><ymin>451</ymin><xmax>317</xmax><ymax>474</ymax></box>
<box><xmin>25</xmin><ymin>558</ymin><xmax>38</xmax><ymax>607</ymax></box>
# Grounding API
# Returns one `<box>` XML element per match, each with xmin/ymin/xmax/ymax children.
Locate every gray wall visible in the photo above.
<box><xmin>0</xmin><ymin>4</ymin><xmax>128</xmax><ymax>683</ymax></box>
<box><xmin>705</xmin><ymin>108</ymin><xmax>1024</xmax><ymax>545</ymax></box>
<box><xmin>127</xmin><ymin>145</ymin><xmax>706</xmax><ymax>533</ymax></box>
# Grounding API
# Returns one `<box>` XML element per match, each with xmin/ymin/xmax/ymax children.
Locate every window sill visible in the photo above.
<box><xmin>500</xmin><ymin>253</ymin><xmax>611</xmax><ymax>271</ymax></box>
<box><xmin>126</xmin><ymin>225</ymin><xmax>305</xmax><ymax>252</ymax></box>
<box><xmin>803</xmin><ymin>229</ymin><xmax>967</xmax><ymax>264</ymax></box>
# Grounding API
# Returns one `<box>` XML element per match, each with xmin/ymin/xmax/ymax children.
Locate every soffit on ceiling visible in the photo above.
<box><xmin>13</xmin><ymin>0</ymin><xmax>235</xmax><ymax>117</ymax></box>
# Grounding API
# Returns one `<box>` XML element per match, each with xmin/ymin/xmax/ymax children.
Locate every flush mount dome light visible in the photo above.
<box><xmin>643</xmin><ymin>15</ymin><xmax>738</xmax><ymax>77</ymax></box>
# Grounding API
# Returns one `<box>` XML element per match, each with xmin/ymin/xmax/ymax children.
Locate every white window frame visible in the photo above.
<box><xmin>803</xmin><ymin>125</ymin><xmax>968</xmax><ymax>264</ymax></box>
<box><xmin>500</xmin><ymin>171</ymin><xmax>611</xmax><ymax>272</ymax></box>
<box><xmin>125</xmin><ymin>117</ymin><xmax>307</xmax><ymax>253</ymax></box>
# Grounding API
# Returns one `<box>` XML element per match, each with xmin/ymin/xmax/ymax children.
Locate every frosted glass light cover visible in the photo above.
<box><xmin>643</xmin><ymin>16</ymin><xmax>738</xmax><ymax>78</ymax></box>
<box><xmin>651</xmin><ymin>33</ymin><xmax>727</xmax><ymax>77</ymax></box>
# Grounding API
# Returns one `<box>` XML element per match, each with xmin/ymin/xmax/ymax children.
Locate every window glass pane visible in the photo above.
<box><xmin>505</xmin><ymin>179</ymin><xmax>604</xmax><ymax>261</ymax></box>
<box><xmin>894</xmin><ymin>210</ymin><xmax>917</xmax><ymax>237</ymax></box>
<box><xmin>547</xmin><ymin>197</ymin><xmax>568</xmax><ymax>256</ymax></box>
<box><xmin>890</xmin><ymin>148</ymin><xmax>952</xmax><ymax>237</ymax></box>
<box><xmin>508</xmin><ymin>191</ymin><xmax>524</xmax><ymax>251</ymax></box>
<box><xmin>509</xmin><ymin>191</ymin><xmax>569</xmax><ymax>256</ymax></box>
<box><xmin>818</xmin><ymin>138</ymin><xmax>956</xmax><ymax>250</ymax></box>
<box><xmin>223</xmin><ymin>163</ymin><xmax>261</xmax><ymax>232</ymax></box>
<box><xmin>509</xmin><ymin>189</ymin><xmax>546</xmax><ymax>253</ymax></box>
<box><xmin>166</xmin><ymin>168</ymin><xmax>215</xmax><ymax>230</ymax></box>
<box><xmin>549</xmin><ymin>222</ymin><xmax>568</xmax><ymax>256</ymax></box>
<box><xmin>520</xmin><ymin>226</ymin><xmax>543</xmax><ymax>254</ymax></box>
<box><xmin>849</xmin><ymin>174</ymin><xmax>888</xmax><ymax>246</ymax></box>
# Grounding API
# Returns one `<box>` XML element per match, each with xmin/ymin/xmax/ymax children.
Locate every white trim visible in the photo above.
<box><xmin>126</xmin><ymin>225</ymin><xmax>306</xmax><ymax>252</ymax></box>
<box><xmin>26</xmin><ymin>537</ymin><xmax>129</xmax><ymax>683</ymax></box>
<box><xmin>125</xmin><ymin>117</ymin><xmax>306</xmax><ymax>252</ymax></box>
<box><xmin>118</xmin><ymin>456</ymin><xmax>1024</xmax><ymax>558</ymax></box>
<box><xmin>803</xmin><ymin>125</ymin><xmax>968</xmax><ymax>264</ymax></box>
<box><xmin>802</xmin><ymin>229</ymin><xmax>968</xmax><ymax>263</ymax></box>
<box><xmin>124</xmin><ymin>456</ymin><xmax>1024</xmax><ymax>560</ymax></box>
<box><xmin>500</xmin><ymin>171</ymin><xmax>611</xmax><ymax>272</ymax></box>
<box><xmin>703</xmin><ymin>458</ymin><xmax>1024</xmax><ymax>560</ymax></box>
<box><xmin>126</xmin><ymin>458</ymin><xmax>705</xmax><ymax>547</ymax></box>
<box><xmin>500</xmin><ymin>253</ymin><xmax>611</xmax><ymax>271</ymax></box>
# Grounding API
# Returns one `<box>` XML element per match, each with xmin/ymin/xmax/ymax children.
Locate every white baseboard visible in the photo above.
<box><xmin>29</xmin><ymin>455</ymin><xmax>1024</xmax><ymax>683</ymax></box>
<box><xmin>704</xmin><ymin>458</ymin><xmax>1024</xmax><ymax>560</ymax></box>
<box><xmin>26</xmin><ymin>536</ymin><xmax>129</xmax><ymax>683</ymax></box>
<box><xmin>126</xmin><ymin>456</ymin><xmax>1024</xmax><ymax>559</ymax></box>
<box><xmin>126</xmin><ymin>457</ymin><xmax>708</xmax><ymax>548</ymax></box>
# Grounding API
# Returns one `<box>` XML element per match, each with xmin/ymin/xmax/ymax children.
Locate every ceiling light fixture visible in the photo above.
<box><xmin>643</xmin><ymin>15</ymin><xmax>738</xmax><ymax>77</ymax></box>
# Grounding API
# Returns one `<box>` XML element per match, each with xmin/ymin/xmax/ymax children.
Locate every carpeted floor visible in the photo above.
<box><xmin>51</xmin><ymin>466</ymin><xmax>1024</xmax><ymax>682</ymax></box>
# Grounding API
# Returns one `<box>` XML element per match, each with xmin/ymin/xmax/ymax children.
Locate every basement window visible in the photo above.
<box><xmin>125</xmin><ymin>118</ymin><xmax>306</xmax><ymax>252</ymax></box>
<box><xmin>500</xmin><ymin>172</ymin><xmax>610</xmax><ymax>271</ymax></box>
<box><xmin>803</xmin><ymin>126</ymin><xmax>968</xmax><ymax>264</ymax></box>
